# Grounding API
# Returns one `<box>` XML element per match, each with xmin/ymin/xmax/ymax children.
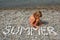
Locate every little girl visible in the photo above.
<box><xmin>29</xmin><ymin>11</ymin><xmax>42</xmax><ymax>30</ymax></box>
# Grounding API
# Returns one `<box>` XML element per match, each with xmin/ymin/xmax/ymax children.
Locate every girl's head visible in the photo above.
<box><xmin>33</xmin><ymin>11</ymin><xmax>42</xmax><ymax>19</ymax></box>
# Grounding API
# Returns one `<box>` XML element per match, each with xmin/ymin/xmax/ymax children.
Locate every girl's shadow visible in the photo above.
<box><xmin>37</xmin><ymin>20</ymin><xmax>49</xmax><ymax>26</ymax></box>
<box><xmin>41</xmin><ymin>20</ymin><xmax>49</xmax><ymax>25</ymax></box>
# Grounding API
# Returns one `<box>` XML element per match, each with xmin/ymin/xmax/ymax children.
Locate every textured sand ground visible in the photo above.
<box><xmin>0</xmin><ymin>9</ymin><xmax>60</xmax><ymax>40</ymax></box>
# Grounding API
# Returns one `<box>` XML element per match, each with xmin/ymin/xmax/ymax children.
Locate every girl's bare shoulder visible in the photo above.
<box><xmin>29</xmin><ymin>15</ymin><xmax>35</xmax><ymax>20</ymax></box>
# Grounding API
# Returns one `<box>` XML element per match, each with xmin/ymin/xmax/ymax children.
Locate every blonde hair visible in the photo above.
<box><xmin>33</xmin><ymin>11</ymin><xmax>42</xmax><ymax>17</ymax></box>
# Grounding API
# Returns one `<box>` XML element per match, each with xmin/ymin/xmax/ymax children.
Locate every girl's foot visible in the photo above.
<box><xmin>36</xmin><ymin>26</ymin><xmax>39</xmax><ymax>30</ymax></box>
